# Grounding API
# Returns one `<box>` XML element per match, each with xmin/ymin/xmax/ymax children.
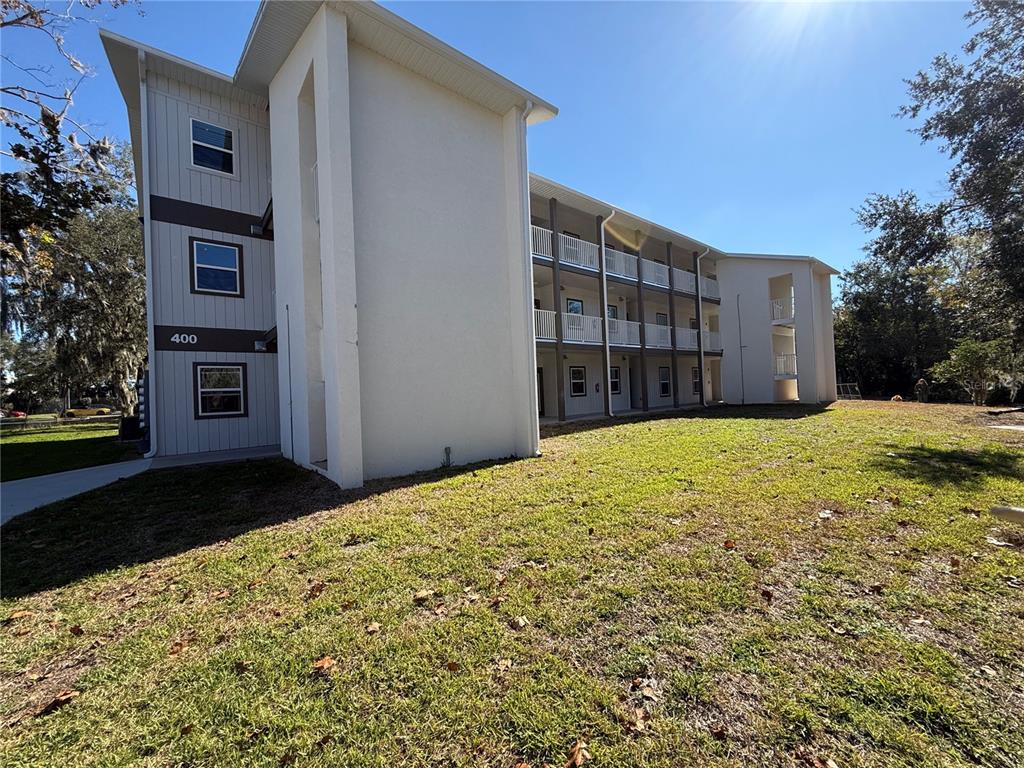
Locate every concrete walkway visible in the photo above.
<box><xmin>1</xmin><ymin>459</ymin><xmax>152</xmax><ymax>525</ymax></box>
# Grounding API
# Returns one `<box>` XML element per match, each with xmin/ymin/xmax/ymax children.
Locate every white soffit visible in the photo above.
<box><xmin>234</xmin><ymin>1</ymin><xmax>557</xmax><ymax>123</ymax></box>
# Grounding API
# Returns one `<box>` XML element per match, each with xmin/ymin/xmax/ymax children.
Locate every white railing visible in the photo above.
<box><xmin>703</xmin><ymin>330</ymin><xmax>723</xmax><ymax>351</ymax></box>
<box><xmin>608</xmin><ymin>318</ymin><xmax>641</xmax><ymax>346</ymax></box>
<box><xmin>775</xmin><ymin>353</ymin><xmax>798</xmax><ymax>376</ymax></box>
<box><xmin>563</xmin><ymin>313</ymin><xmax>603</xmax><ymax>344</ymax></box>
<box><xmin>770</xmin><ymin>297</ymin><xmax>794</xmax><ymax>321</ymax></box>
<box><xmin>645</xmin><ymin>322</ymin><xmax>673</xmax><ymax>349</ymax></box>
<box><xmin>559</xmin><ymin>233</ymin><xmax>600</xmax><ymax>271</ymax></box>
<box><xmin>672</xmin><ymin>268</ymin><xmax>697</xmax><ymax>294</ymax></box>
<box><xmin>534</xmin><ymin>309</ymin><xmax>556</xmax><ymax>341</ymax></box>
<box><xmin>701</xmin><ymin>276</ymin><xmax>720</xmax><ymax>299</ymax></box>
<box><xmin>641</xmin><ymin>258</ymin><xmax>670</xmax><ymax>288</ymax></box>
<box><xmin>531</xmin><ymin>225</ymin><xmax>552</xmax><ymax>259</ymax></box>
<box><xmin>675</xmin><ymin>327</ymin><xmax>699</xmax><ymax>350</ymax></box>
<box><xmin>605</xmin><ymin>247</ymin><xmax>638</xmax><ymax>280</ymax></box>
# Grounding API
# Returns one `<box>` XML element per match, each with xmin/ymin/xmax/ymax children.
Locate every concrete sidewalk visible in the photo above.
<box><xmin>1</xmin><ymin>459</ymin><xmax>152</xmax><ymax>525</ymax></box>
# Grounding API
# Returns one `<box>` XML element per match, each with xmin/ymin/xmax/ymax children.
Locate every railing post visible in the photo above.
<box><xmin>550</xmin><ymin>198</ymin><xmax>566</xmax><ymax>422</ymax></box>
<box><xmin>667</xmin><ymin>241</ymin><xmax>679</xmax><ymax>408</ymax></box>
<box><xmin>597</xmin><ymin>215</ymin><xmax>612</xmax><ymax>417</ymax></box>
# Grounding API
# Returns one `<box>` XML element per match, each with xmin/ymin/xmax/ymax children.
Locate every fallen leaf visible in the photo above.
<box><xmin>818</xmin><ymin>510</ymin><xmax>834</xmax><ymax>520</ymax></box>
<box><xmin>169</xmin><ymin>638</ymin><xmax>190</xmax><ymax>656</ymax></box>
<box><xmin>867</xmin><ymin>584</ymin><xmax>884</xmax><ymax>595</ymax></box>
<box><xmin>510</xmin><ymin>616</ymin><xmax>529</xmax><ymax>630</ymax></box>
<box><xmin>979</xmin><ymin>665</ymin><xmax>998</xmax><ymax>677</ymax></box>
<box><xmin>513</xmin><ymin>763</ymin><xmax>531</xmax><ymax>768</ymax></box>
<box><xmin>413</xmin><ymin>589</ymin><xmax>435</xmax><ymax>604</ymax></box>
<box><xmin>234</xmin><ymin>660</ymin><xmax>252</xmax><ymax>675</ymax></box>
<box><xmin>312</xmin><ymin>656</ymin><xmax>336</xmax><ymax>675</ymax></box>
<box><xmin>489</xmin><ymin>595</ymin><xmax>507</xmax><ymax>609</ymax></box>
<box><xmin>985</xmin><ymin>537</ymin><xmax>1013</xmax><ymax>548</ymax></box>
<box><xmin>305</xmin><ymin>581</ymin><xmax>327</xmax><ymax>601</ymax></box>
<box><xmin>950</xmin><ymin>556</ymin><xmax>961</xmax><ymax>568</ymax></box>
<box><xmin>445</xmin><ymin>661</ymin><xmax>461</xmax><ymax>672</ymax></box>
<box><xmin>433</xmin><ymin>603</ymin><xmax>448</xmax><ymax>616</ymax></box>
<box><xmin>69</xmin><ymin>625</ymin><xmax>84</xmax><ymax>636</ymax></box>
<box><xmin>365</xmin><ymin>622</ymin><xmax>380</xmax><ymax>634</ymax></box>
<box><xmin>465</xmin><ymin>592</ymin><xmax>481</xmax><ymax>603</ymax></box>
<box><xmin>709</xmin><ymin>723</ymin><xmax>728</xmax><ymax>741</ymax></box>
<box><xmin>35</xmin><ymin>689</ymin><xmax>80</xmax><ymax>717</ymax></box>
<box><xmin>213</xmin><ymin>589</ymin><xmax>231</xmax><ymax>600</ymax></box>
<box><xmin>563</xmin><ymin>740</ymin><xmax>591</xmax><ymax>767</ymax></box>
<box><xmin>4</xmin><ymin>610</ymin><xmax>34</xmax><ymax>623</ymax></box>
<box><xmin>496</xmin><ymin>658</ymin><xmax>513</xmax><ymax>672</ymax></box>
<box><xmin>760</xmin><ymin>588</ymin><xmax>774</xmax><ymax>603</ymax></box>
<box><xmin>723</xmin><ymin>539</ymin><xmax>736</xmax><ymax>550</ymax></box>
<box><xmin>829</xmin><ymin>624</ymin><xmax>847</xmax><ymax>635</ymax></box>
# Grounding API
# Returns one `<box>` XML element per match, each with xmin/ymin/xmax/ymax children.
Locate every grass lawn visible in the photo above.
<box><xmin>1</xmin><ymin>402</ymin><xmax>1022</xmax><ymax>767</ymax></box>
<box><xmin>0</xmin><ymin>421</ymin><xmax>138</xmax><ymax>482</ymax></box>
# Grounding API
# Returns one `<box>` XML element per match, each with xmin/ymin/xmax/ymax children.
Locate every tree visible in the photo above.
<box><xmin>1</xmin><ymin>332</ymin><xmax>60</xmax><ymax>412</ymax></box>
<box><xmin>931</xmin><ymin>339</ymin><xmax>1008</xmax><ymax>405</ymax></box>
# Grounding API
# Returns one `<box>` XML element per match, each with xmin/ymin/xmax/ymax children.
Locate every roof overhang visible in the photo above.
<box><xmin>724</xmin><ymin>252</ymin><xmax>841</xmax><ymax>276</ymax></box>
<box><xmin>529</xmin><ymin>173</ymin><xmax>728</xmax><ymax>259</ymax></box>
<box><xmin>234</xmin><ymin>0</ymin><xmax>556</xmax><ymax>124</ymax></box>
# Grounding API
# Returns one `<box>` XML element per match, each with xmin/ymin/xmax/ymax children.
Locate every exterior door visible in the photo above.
<box><xmin>537</xmin><ymin>367</ymin><xmax>545</xmax><ymax>417</ymax></box>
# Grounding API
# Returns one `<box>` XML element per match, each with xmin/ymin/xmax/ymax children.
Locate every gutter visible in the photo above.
<box><xmin>599</xmin><ymin>209</ymin><xmax>616</xmax><ymax>417</ymax></box>
<box><xmin>694</xmin><ymin>246</ymin><xmax>710</xmax><ymax>407</ymax></box>
<box><xmin>519</xmin><ymin>100</ymin><xmax>541</xmax><ymax>454</ymax></box>
<box><xmin>138</xmin><ymin>50</ymin><xmax>158</xmax><ymax>459</ymax></box>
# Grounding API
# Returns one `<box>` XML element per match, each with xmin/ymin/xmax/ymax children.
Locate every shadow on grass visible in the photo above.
<box><xmin>0</xmin><ymin>456</ymin><xmax>516</xmax><ymax>599</ymax></box>
<box><xmin>1</xmin><ymin>424</ymin><xmax>138</xmax><ymax>481</ymax></box>
<box><xmin>870</xmin><ymin>445</ymin><xmax>1022</xmax><ymax>489</ymax></box>
<box><xmin>541</xmin><ymin>404</ymin><xmax>828</xmax><ymax>438</ymax></box>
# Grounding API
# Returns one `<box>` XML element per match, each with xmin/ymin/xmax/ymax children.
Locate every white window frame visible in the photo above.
<box><xmin>659</xmin><ymin>366</ymin><xmax>671</xmax><ymax>398</ymax></box>
<box><xmin>195</xmin><ymin>363</ymin><xmax>246</xmax><ymax>418</ymax></box>
<box><xmin>190</xmin><ymin>117</ymin><xmax>236</xmax><ymax>178</ymax></box>
<box><xmin>192</xmin><ymin>239</ymin><xmax>241</xmax><ymax>296</ymax></box>
<box><xmin>569</xmin><ymin>365</ymin><xmax>587</xmax><ymax>397</ymax></box>
<box><xmin>692</xmin><ymin>366</ymin><xmax>701</xmax><ymax>395</ymax></box>
<box><xmin>609</xmin><ymin>366</ymin><xmax>621</xmax><ymax>395</ymax></box>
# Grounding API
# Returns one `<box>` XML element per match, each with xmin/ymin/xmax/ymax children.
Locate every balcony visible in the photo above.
<box><xmin>559</xmin><ymin>233</ymin><xmax>600</xmax><ymax>271</ymax></box>
<box><xmin>534</xmin><ymin>308</ymin><xmax>556</xmax><ymax>341</ymax></box>
<box><xmin>672</xmin><ymin>267</ymin><xmax>696</xmax><ymax>294</ymax></box>
<box><xmin>641</xmin><ymin>258</ymin><xmax>670</xmax><ymax>289</ymax></box>
<box><xmin>605</xmin><ymin>247</ymin><xmax>638</xmax><ymax>280</ymax></box>
<box><xmin>530</xmin><ymin>225</ymin><xmax>553</xmax><ymax>259</ymax></box>
<box><xmin>608</xmin><ymin>318</ymin><xmax>641</xmax><ymax>346</ymax></box>
<box><xmin>701</xmin><ymin>275</ymin><xmax>720</xmax><ymax>300</ymax></box>
<box><xmin>675</xmin><ymin>327</ymin><xmax>699</xmax><ymax>350</ymax></box>
<box><xmin>563</xmin><ymin>312</ymin><xmax>603</xmax><ymax>344</ymax></box>
<box><xmin>703</xmin><ymin>330</ymin><xmax>723</xmax><ymax>351</ymax></box>
<box><xmin>645</xmin><ymin>322</ymin><xmax>673</xmax><ymax>349</ymax></box>
<box><xmin>774</xmin><ymin>353</ymin><xmax>798</xmax><ymax>378</ymax></box>
<box><xmin>770</xmin><ymin>297</ymin><xmax>794</xmax><ymax>324</ymax></box>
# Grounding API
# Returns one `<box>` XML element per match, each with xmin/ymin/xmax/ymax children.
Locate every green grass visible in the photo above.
<box><xmin>0</xmin><ymin>421</ymin><xmax>138</xmax><ymax>481</ymax></box>
<box><xmin>1</xmin><ymin>402</ymin><xmax>1022</xmax><ymax>767</ymax></box>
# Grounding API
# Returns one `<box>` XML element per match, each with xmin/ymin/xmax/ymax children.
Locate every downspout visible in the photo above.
<box><xmin>694</xmin><ymin>247</ymin><xmax>710</xmax><ymax>407</ymax></box>
<box><xmin>599</xmin><ymin>209</ymin><xmax>616</xmax><ymax>417</ymax></box>
<box><xmin>138</xmin><ymin>50</ymin><xmax>158</xmax><ymax>458</ymax></box>
<box><xmin>519</xmin><ymin>100</ymin><xmax>541</xmax><ymax>453</ymax></box>
<box><xmin>736</xmin><ymin>293</ymin><xmax>745</xmax><ymax>404</ymax></box>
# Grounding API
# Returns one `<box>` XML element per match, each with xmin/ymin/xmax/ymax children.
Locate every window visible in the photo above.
<box><xmin>566</xmin><ymin>298</ymin><xmax>584</xmax><ymax>315</ymax></box>
<box><xmin>190</xmin><ymin>238</ymin><xmax>242</xmax><ymax>297</ymax></box>
<box><xmin>191</xmin><ymin>118</ymin><xmax>234</xmax><ymax>174</ymax></box>
<box><xmin>656</xmin><ymin>312</ymin><xmax>669</xmax><ymax>326</ymax></box>
<box><xmin>689</xmin><ymin>318</ymin><xmax>699</xmax><ymax>330</ymax></box>
<box><xmin>659</xmin><ymin>366</ymin><xmax>671</xmax><ymax>398</ymax></box>
<box><xmin>609</xmin><ymin>366</ymin><xmax>621</xmax><ymax>395</ymax></box>
<box><xmin>607</xmin><ymin>304</ymin><xmax>619</xmax><ymax>320</ymax></box>
<box><xmin>692</xmin><ymin>366</ymin><xmax>701</xmax><ymax>395</ymax></box>
<box><xmin>569</xmin><ymin>366</ymin><xmax>586</xmax><ymax>397</ymax></box>
<box><xmin>194</xmin><ymin>363</ymin><xmax>247</xmax><ymax>418</ymax></box>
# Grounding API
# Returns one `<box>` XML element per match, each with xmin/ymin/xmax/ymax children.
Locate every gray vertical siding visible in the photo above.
<box><xmin>154</xmin><ymin>350</ymin><xmax>279</xmax><ymax>456</ymax></box>
<box><xmin>146</xmin><ymin>70</ymin><xmax>278</xmax><ymax>457</ymax></box>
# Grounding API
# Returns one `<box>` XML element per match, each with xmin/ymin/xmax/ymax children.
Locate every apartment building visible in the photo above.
<box><xmin>103</xmin><ymin>0</ymin><xmax>837</xmax><ymax>489</ymax></box>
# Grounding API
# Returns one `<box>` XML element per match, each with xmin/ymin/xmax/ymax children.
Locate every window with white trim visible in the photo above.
<box><xmin>195</xmin><ymin>364</ymin><xmax>247</xmax><ymax>418</ymax></box>
<box><xmin>191</xmin><ymin>118</ymin><xmax>234</xmax><ymax>174</ymax></box>
<box><xmin>609</xmin><ymin>366</ymin><xmax>621</xmax><ymax>395</ymax></box>
<box><xmin>569</xmin><ymin>366</ymin><xmax>586</xmax><ymax>397</ymax></box>
<box><xmin>192</xmin><ymin>239</ymin><xmax>242</xmax><ymax>296</ymax></box>
<box><xmin>692</xmin><ymin>366</ymin><xmax>701</xmax><ymax>395</ymax></box>
<box><xmin>659</xmin><ymin>366</ymin><xmax>671</xmax><ymax>397</ymax></box>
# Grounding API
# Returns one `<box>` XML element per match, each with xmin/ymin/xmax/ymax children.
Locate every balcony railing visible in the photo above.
<box><xmin>641</xmin><ymin>258</ymin><xmax>671</xmax><ymax>288</ymax></box>
<box><xmin>605</xmin><ymin>247</ymin><xmax>638</xmax><ymax>280</ymax></box>
<box><xmin>534</xmin><ymin>308</ymin><xmax>556</xmax><ymax>341</ymax></box>
<box><xmin>775</xmin><ymin>353</ymin><xmax>798</xmax><ymax>377</ymax></box>
<box><xmin>559</xmin><ymin>233</ymin><xmax>600</xmax><ymax>271</ymax></box>
<box><xmin>645</xmin><ymin>322</ymin><xmax>673</xmax><ymax>349</ymax></box>
<box><xmin>675</xmin><ymin>327</ymin><xmax>699</xmax><ymax>350</ymax></box>
<box><xmin>703</xmin><ymin>330</ymin><xmax>723</xmax><ymax>351</ymax></box>
<box><xmin>672</xmin><ymin>268</ymin><xmax>697</xmax><ymax>294</ymax></box>
<box><xmin>608</xmin><ymin>318</ymin><xmax>640</xmax><ymax>346</ymax></box>
<box><xmin>563</xmin><ymin>313</ymin><xmax>603</xmax><ymax>344</ymax></box>
<box><xmin>530</xmin><ymin>225</ymin><xmax>553</xmax><ymax>259</ymax></box>
<box><xmin>701</xmin><ymin>276</ymin><xmax>720</xmax><ymax>300</ymax></box>
<box><xmin>770</xmin><ymin>297</ymin><xmax>794</xmax><ymax>322</ymax></box>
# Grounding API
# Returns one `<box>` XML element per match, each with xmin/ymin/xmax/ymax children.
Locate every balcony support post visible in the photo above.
<box><xmin>597</xmin><ymin>215</ymin><xmax>612</xmax><ymax>417</ymax></box>
<box><xmin>636</xmin><ymin>233</ymin><xmax>649</xmax><ymax>412</ymax></box>
<box><xmin>550</xmin><ymin>198</ymin><xmax>566</xmax><ymax>421</ymax></box>
<box><xmin>667</xmin><ymin>242</ymin><xmax>679</xmax><ymax>408</ymax></box>
<box><xmin>693</xmin><ymin>250</ymin><xmax>707</xmax><ymax>406</ymax></box>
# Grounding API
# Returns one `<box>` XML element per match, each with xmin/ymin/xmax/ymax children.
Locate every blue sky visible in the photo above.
<box><xmin>1</xmin><ymin>1</ymin><xmax>971</xmax><ymax>283</ymax></box>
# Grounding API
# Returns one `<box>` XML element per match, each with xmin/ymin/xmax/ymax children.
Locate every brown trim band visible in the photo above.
<box><xmin>150</xmin><ymin>195</ymin><xmax>273</xmax><ymax>241</ymax></box>
<box><xmin>155</xmin><ymin>325</ymin><xmax>277</xmax><ymax>354</ymax></box>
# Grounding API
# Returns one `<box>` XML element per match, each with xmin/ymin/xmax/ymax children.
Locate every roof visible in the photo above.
<box><xmin>529</xmin><ymin>173</ymin><xmax>728</xmax><ymax>259</ymax></box>
<box><xmin>235</xmin><ymin>1</ymin><xmax>556</xmax><ymax>124</ymax></box>
<box><xmin>723</xmin><ymin>252</ymin><xmax>840</xmax><ymax>275</ymax></box>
